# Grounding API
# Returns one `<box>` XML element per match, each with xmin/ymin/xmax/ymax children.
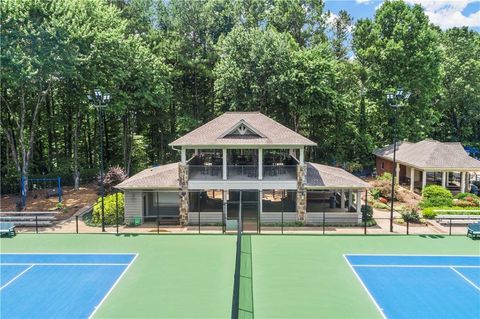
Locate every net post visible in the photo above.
<box><xmin>35</xmin><ymin>215</ymin><xmax>38</xmax><ymax>234</ymax></box>
<box><xmin>449</xmin><ymin>218</ymin><xmax>452</xmax><ymax>236</ymax></box>
<box><xmin>157</xmin><ymin>216</ymin><xmax>160</xmax><ymax>234</ymax></box>
<box><xmin>76</xmin><ymin>215</ymin><xmax>79</xmax><ymax>234</ymax></box>
<box><xmin>406</xmin><ymin>219</ymin><xmax>409</xmax><ymax>235</ymax></box>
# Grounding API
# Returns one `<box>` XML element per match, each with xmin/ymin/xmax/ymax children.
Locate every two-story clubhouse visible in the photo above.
<box><xmin>117</xmin><ymin>112</ymin><xmax>370</xmax><ymax>230</ymax></box>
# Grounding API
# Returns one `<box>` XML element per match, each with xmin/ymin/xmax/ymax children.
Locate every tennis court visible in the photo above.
<box><xmin>0</xmin><ymin>253</ymin><xmax>137</xmax><ymax>318</ymax></box>
<box><xmin>1</xmin><ymin>234</ymin><xmax>479</xmax><ymax>318</ymax></box>
<box><xmin>345</xmin><ymin>255</ymin><xmax>480</xmax><ymax>319</ymax></box>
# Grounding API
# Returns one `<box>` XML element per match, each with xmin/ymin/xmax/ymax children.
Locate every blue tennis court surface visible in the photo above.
<box><xmin>345</xmin><ymin>255</ymin><xmax>480</xmax><ymax>319</ymax></box>
<box><xmin>0</xmin><ymin>253</ymin><xmax>137</xmax><ymax>319</ymax></box>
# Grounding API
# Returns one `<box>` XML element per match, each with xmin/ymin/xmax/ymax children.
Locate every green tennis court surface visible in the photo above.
<box><xmin>1</xmin><ymin>234</ymin><xmax>479</xmax><ymax>318</ymax></box>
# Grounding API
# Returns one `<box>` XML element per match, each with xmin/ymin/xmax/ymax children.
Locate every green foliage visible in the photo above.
<box><xmin>377</xmin><ymin>173</ymin><xmax>393</xmax><ymax>182</ymax></box>
<box><xmin>373</xmin><ymin>202</ymin><xmax>389</xmax><ymax>210</ymax></box>
<box><xmin>400</xmin><ymin>208</ymin><xmax>421</xmax><ymax>223</ymax></box>
<box><xmin>455</xmin><ymin>193</ymin><xmax>479</xmax><ymax>200</ymax></box>
<box><xmin>422</xmin><ymin>207</ymin><xmax>480</xmax><ymax>219</ymax></box>
<box><xmin>92</xmin><ymin>193</ymin><xmax>124</xmax><ymax>226</ymax></box>
<box><xmin>419</xmin><ymin>185</ymin><xmax>453</xmax><ymax>208</ymax></box>
<box><xmin>361</xmin><ymin>204</ymin><xmax>373</xmax><ymax>221</ymax></box>
<box><xmin>370</xmin><ymin>188</ymin><xmax>381</xmax><ymax>200</ymax></box>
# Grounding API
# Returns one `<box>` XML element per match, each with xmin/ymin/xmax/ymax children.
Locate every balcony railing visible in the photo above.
<box><xmin>189</xmin><ymin>165</ymin><xmax>222</xmax><ymax>180</ymax></box>
<box><xmin>228</xmin><ymin>165</ymin><xmax>258</xmax><ymax>180</ymax></box>
<box><xmin>188</xmin><ymin>164</ymin><xmax>297</xmax><ymax>181</ymax></box>
<box><xmin>262</xmin><ymin>165</ymin><xmax>297</xmax><ymax>180</ymax></box>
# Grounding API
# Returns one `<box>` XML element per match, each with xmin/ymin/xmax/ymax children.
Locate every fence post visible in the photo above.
<box><xmin>449</xmin><ymin>218</ymin><xmax>452</xmax><ymax>236</ymax></box>
<box><xmin>35</xmin><ymin>215</ymin><xmax>38</xmax><ymax>234</ymax></box>
<box><xmin>157</xmin><ymin>216</ymin><xmax>160</xmax><ymax>234</ymax></box>
<box><xmin>281</xmin><ymin>196</ymin><xmax>284</xmax><ymax>235</ymax></box>
<box><xmin>364</xmin><ymin>189</ymin><xmax>368</xmax><ymax>235</ymax></box>
<box><xmin>76</xmin><ymin>216</ymin><xmax>79</xmax><ymax>234</ymax></box>
<box><xmin>406</xmin><ymin>219</ymin><xmax>409</xmax><ymax>235</ymax></box>
<box><xmin>116</xmin><ymin>192</ymin><xmax>119</xmax><ymax>235</ymax></box>
<box><xmin>198</xmin><ymin>193</ymin><xmax>201</xmax><ymax>234</ymax></box>
<box><xmin>322</xmin><ymin>212</ymin><xmax>325</xmax><ymax>235</ymax></box>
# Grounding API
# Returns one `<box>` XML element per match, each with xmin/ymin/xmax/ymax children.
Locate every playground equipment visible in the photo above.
<box><xmin>20</xmin><ymin>176</ymin><xmax>62</xmax><ymax>208</ymax></box>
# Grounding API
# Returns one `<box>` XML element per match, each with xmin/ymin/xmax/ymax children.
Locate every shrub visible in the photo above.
<box><xmin>419</xmin><ymin>185</ymin><xmax>453</xmax><ymax>208</ymax></box>
<box><xmin>454</xmin><ymin>192</ymin><xmax>478</xmax><ymax>200</ymax></box>
<box><xmin>373</xmin><ymin>202</ymin><xmax>389</xmax><ymax>210</ymax></box>
<box><xmin>361</xmin><ymin>204</ymin><xmax>374</xmax><ymax>221</ymax></box>
<box><xmin>370</xmin><ymin>188</ymin><xmax>381</xmax><ymax>200</ymax></box>
<box><xmin>377</xmin><ymin>172</ymin><xmax>393</xmax><ymax>182</ymax></box>
<box><xmin>401</xmin><ymin>208</ymin><xmax>421</xmax><ymax>223</ymax></box>
<box><xmin>453</xmin><ymin>199</ymin><xmax>477</xmax><ymax>207</ymax></box>
<box><xmin>92</xmin><ymin>193</ymin><xmax>124</xmax><ymax>225</ymax></box>
<box><xmin>421</xmin><ymin>207</ymin><xmax>436</xmax><ymax>219</ymax></box>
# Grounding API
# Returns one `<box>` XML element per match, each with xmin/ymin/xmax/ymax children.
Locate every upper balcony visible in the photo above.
<box><xmin>187</xmin><ymin>149</ymin><xmax>298</xmax><ymax>181</ymax></box>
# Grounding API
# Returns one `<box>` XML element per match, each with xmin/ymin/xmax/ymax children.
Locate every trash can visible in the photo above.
<box><xmin>134</xmin><ymin>217</ymin><xmax>142</xmax><ymax>226</ymax></box>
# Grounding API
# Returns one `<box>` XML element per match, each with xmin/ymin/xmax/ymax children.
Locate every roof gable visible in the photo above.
<box><xmin>220</xmin><ymin>119</ymin><xmax>266</xmax><ymax>139</ymax></box>
<box><xmin>169</xmin><ymin>112</ymin><xmax>316</xmax><ymax>147</ymax></box>
<box><xmin>374</xmin><ymin>139</ymin><xmax>480</xmax><ymax>170</ymax></box>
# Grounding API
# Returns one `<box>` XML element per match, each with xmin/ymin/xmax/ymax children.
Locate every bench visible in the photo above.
<box><xmin>467</xmin><ymin>223</ymin><xmax>480</xmax><ymax>239</ymax></box>
<box><xmin>0</xmin><ymin>222</ymin><xmax>16</xmax><ymax>237</ymax></box>
<box><xmin>435</xmin><ymin>214</ymin><xmax>480</xmax><ymax>225</ymax></box>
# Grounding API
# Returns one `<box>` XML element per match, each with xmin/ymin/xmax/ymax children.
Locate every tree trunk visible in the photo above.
<box><xmin>73</xmin><ymin>110</ymin><xmax>82</xmax><ymax>190</ymax></box>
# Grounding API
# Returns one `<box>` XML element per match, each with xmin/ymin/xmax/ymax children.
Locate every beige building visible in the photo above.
<box><xmin>117</xmin><ymin>112</ymin><xmax>370</xmax><ymax>230</ymax></box>
<box><xmin>374</xmin><ymin>139</ymin><xmax>480</xmax><ymax>193</ymax></box>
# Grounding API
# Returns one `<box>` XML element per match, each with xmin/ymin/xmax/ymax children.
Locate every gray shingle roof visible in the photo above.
<box><xmin>374</xmin><ymin>139</ymin><xmax>480</xmax><ymax>170</ymax></box>
<box><xmin>169</xmin><ymin>112</ymin><xmax>316</xmax><ymax>147</ymax></box>
<box><xmin>116</xmin><ymin>163</ymin><xmax>179</xmax><ymax>189</ymax></box>
<box><xmin>306</xmin><ymin>163</ymin><xmax>371</xmax><ymax>189</ymax></box>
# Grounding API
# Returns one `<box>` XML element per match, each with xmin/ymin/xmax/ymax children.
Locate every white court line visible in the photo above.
<box><xmin>450</xmin><ymin>267</ymin><xmax>480</xmax><ymax>292</ymax></box>
<box><xmin>342</xmin><ymin>255</ymin><xmax>386</xmax><ymax>319</ymax></box>
<box><xmin>0</xmin><ymin>265</ymin><xmax>34</xmax><ymax>290</ymax></box>
<box><xmin>88</xmin><ymin>253</ymin><xmax>139</xmax><ymax>319</ymax></box>
<box><xmin>0</xmin><ymin>263</ymin><xmax>130</xmax><ymax>266</ymax></box>
<box><xmin>0</xmin><ymin>252</ymin><xmax>137</xmax><ymax>255</ymax></box>
<box><xmin>351</xmin><ymin>265</ymin><xmax>480</xmax><ymax>268</ymax></box>
<box><xmin>346</xmin><ymin>254</ymin><xmax>480</xmax><ymax>257</ymax></box>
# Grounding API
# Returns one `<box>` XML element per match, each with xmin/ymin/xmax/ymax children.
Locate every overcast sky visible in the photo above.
<box><xmin>324</xmin><ymin>0</ymin><xmax>480</xmax><ymax>32</ymax></box>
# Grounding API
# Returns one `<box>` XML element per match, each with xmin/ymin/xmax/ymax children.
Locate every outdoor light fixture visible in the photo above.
<box><xmin>87</xmin><ymin>89</ymin><xmax>112</xmax><ymax>232</ymax></box>
<box><xmin>386</xmin><ymin>87</ymin><xmax>411</xmax><ymax>233</ymax></box>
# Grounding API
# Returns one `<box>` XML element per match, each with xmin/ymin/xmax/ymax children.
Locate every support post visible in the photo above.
<box><xmin>364</xmin><ymin>189</ymin><xmax>368</xmax><ymax>235</ymax></box>
<box><xmin>76</xmin><ymin>216</ymin><xmax>79</xmax><ymax>234</ymax></box>
<box><xmin>410</xmin><ymin>168</ymin><xmax>415</xmax><ymax>192</ymax></box>
<box><xmin>340</xmin><ymin>190</ymin><xmax>345</xmax><ymax>209</ymax></box>
<box><xmin>181</xmin><ymin>147</ymin><xmax>186</xmax><ymax>164</ymax></box>
<box><xmin>299</xmin><ymin>148</ymin><xmax>305</xmax><ymax>165</ymax></box>
<box><xmin>421</xmin><ymin>170</ymin><xmax>427</xmax><ymax>190</ymax></box>
<box><xmin>395</xmin><ymin>163</ymin><xmax>400</xmax><ymax>184</ymax></box>
<box><xmin>460</xmin><ymin>172</ymin><xmax>466</xmax><ymax>193</ymax></box>
<box><xmin>281</xmin><ymin>195</ymin><xmax>284</xmax><ymax>235</ymax></box>
<box><xmin>198</xmin><ymin>192</ymin><xmax>201</xmax><ymax>234</ymax></box>
<box><xmin>35</xmin><ymin>215</ymin><xmax>38</xmax><ymax>234</ymax></box>
<box><xmin>223</xmin><ymin>148</ymin><xmax>227</xmax><ymax>180</ymax></box>
<box><xmin>441</xmin><ymin>172</ymin><xmax>447</xmax><ymax>188</ymax></box>
<box><xmin>258</xmin><ymin>148</ymin><xmax>263</xmax><ymax>180</ymax></box>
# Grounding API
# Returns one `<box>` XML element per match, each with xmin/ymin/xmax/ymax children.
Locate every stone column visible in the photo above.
<box><xmin>356</xmin><ymin>190</ymin><xmax>362</xmax><ymax>223</ymax></box>
<box><xmin>348</xmin><ymin>191</ymin><xmax>353</xmax><ymax>210</ymax></box>
<box><xmin>296</xmin><ymin>164</ymin><xmax>307</xmax><ymax>223</ymax></box>
<box><xmin>179</xmin><ymin>164</ymin><xmax>189</xmax><ymax>226</ymax></box>
<box><xmin>299</xmin><ymin>148</ymin><xmax>305</xmax><ymax>165</ymax></box>
<box><xmin>460</xmin><ymin>172</ymin><xmax>466</xmax><ymax>193</ymax></box>
<box><xmin>441</xmin><ymin>172</ymin><xmax>447</xmax><ymax>188</ymax></box>
<box><xmin>340</xmin><ymin>190</ymin><xmax>345</xmax><ymax>209</ymax></box>
<box><xmin>422</xmin><ymin>170</ymin><xmax>427</xmax><ymax>190</ymax></box>
<box><xmin>410</xmin><ymin>167</ymin><xmax>415</xmax><ymax>192</ymax></box>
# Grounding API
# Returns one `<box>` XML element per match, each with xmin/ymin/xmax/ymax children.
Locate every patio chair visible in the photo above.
<box><xmin>467</xmin><ymin>222</ymin><xmax>480</xmax><ymax>239</ymax></box>
<box><xmin>0</xmin><ymin>222</ymin><xmax>16</xmax><ymax>237</ymax></box>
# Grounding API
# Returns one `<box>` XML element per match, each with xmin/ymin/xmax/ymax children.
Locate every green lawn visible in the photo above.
<box><xmin>1</xmin><ymin>234</ymin><xmax>479</xmax><ymax>318</ymax></box>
